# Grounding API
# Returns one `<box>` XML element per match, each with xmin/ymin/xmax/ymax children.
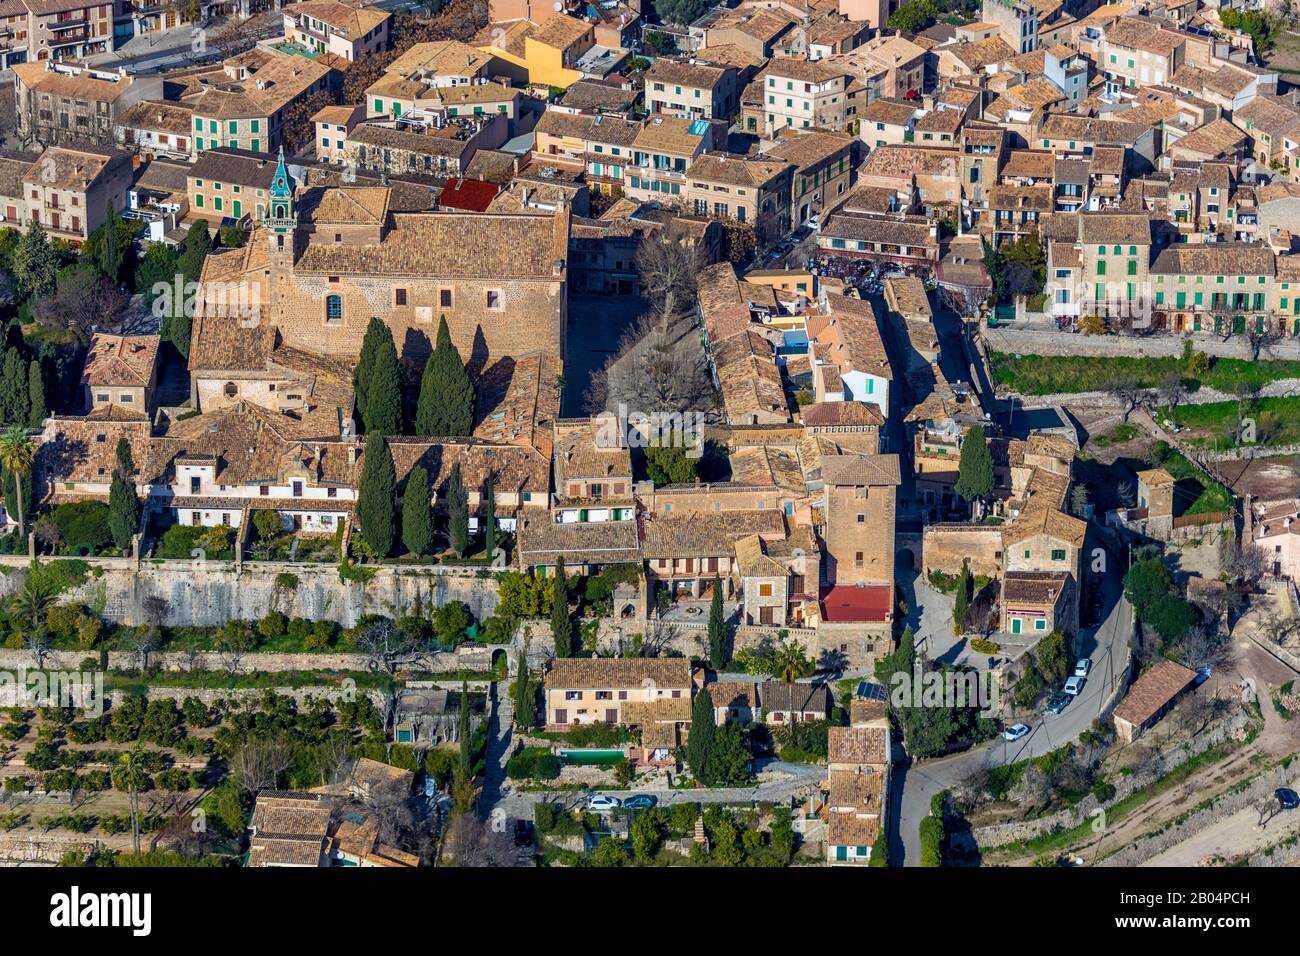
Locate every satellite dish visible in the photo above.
<box><xmin>553</xmin><ymin>1</ymin><xmax>562</xmax><ymax>9</ymax></box>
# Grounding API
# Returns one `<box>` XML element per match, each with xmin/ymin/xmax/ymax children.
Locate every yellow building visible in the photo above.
<box><xmin>474</xmin><ymin>15</ymin><xmax>595</xmax><ymax>90</ymax></box>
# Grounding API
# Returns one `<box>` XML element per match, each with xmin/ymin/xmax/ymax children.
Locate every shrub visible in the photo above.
<box><xmin>49</xmin><ymin>501</ymin><xmax>113</xmax><ymax>555</ymax></box>
<box><xmin>257</xmin><ymin>611</ymin><xmax>286</xmax><ymax>640</ymax></box>
<box><xmin>506</xmin><ymin>747</ymin><xmax>561</xmax><ymax>781</ymax></box>
<box><xmin>253</xmin><ymin>510</ymin><xmax>283</xmax><ymax>540</ymax></box>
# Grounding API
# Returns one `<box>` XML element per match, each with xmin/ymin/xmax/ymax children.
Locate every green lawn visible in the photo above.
<box><xmin>1090</xmin><ymin>423</ymin><xmax>1138</xmax><ymax>447</ymax></box>
<box><xmin>1154</xmin><ymin>447</ymin><xmax>1235</xmax><ymax>515</ymax></box>
<box><xmin>990</xmin><ymin>353</ymin><xmax>1300</xmax><ymax>396</ymax></box>
<box><xmin>1160</xmin><ymin>396</ymin><xmax>1300</xmax><ymax>452</ymax></box>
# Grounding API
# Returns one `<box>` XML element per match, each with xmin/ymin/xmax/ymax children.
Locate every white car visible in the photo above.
<box><xmin>1003</xmin><ymin>723</ymin><xmax>1031</xmax><ymax>742</ymax></box>
<box><xmin>586</xmin><ymin>795</ymin><xmax>621</xmax><ymax>812</ymax></box>
<box><xmin>1063</xmin><ymin>675</ymin><xmax>1086</xmax><ymax>696</ymax></box>
<box><xmin>1074</xmin><ymin>658</ymin><xmax>1091</xmax><ymax>678</ymax></box>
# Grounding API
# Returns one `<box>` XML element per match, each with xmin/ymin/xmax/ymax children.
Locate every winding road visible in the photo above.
<box><xmin>888</xmin><ymin>545</ymin><xmax>1133</xmax><ymax>866</ymax></box>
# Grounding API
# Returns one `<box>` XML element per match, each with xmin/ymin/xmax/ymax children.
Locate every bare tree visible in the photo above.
<box><xmin>129</xmin><ymin>626</ymin><xmax>162</xmax><ymax>672</ymax></box>
<box><xmin>1013</xmin><ymin>763</ymin><xmax>1053</xmax><ymax>816</ymax></box>
<box><xmin>635</xmin><ymin>228</ymin><xmax>699</xmax><ymax>322</ymax></box>
<box><xmin>1257</xmin><ymin>793</ymin><xmax>1281</xmax><ymax>829</ymax></box>
<box><xmin>1172</xmin><ymin>688</ymin><xmax>1219</xmax><ymax>737</ymax></box>
<box><xmin>1219</xmin><ymin>536</ymin><xmax>1269</xmax><ymax>588</ymax></box>
<box><xmin>442</xmin><ymin>812</ymin><xmax>515</xmax><ymax>867</ymax></box>
<box><xmin>587</xmin><ymin>308</ymin><xmax>715</xmax><ymax>416</ymax></box>
<box><xmin>1107</xmin><ymin>376</ymin><xmax>1148</xmax><ymax>423</ymax></box>
<box><xmin>1157</xmin><ymin>371</ymin><xmax>1187</xmax><ymax>411</ymax></box>
<box><xmin>229</xmin><ymin>741</ymin><xmax>293</xmax><ymax>795</ymax></box>
<box><xmin>354</xmin><ymin>619</ymin><xmax>427</xmax><ymax>674</ymax></box>
<box><xmin>1175</xmin><ymin>625</ymin><xmax>1225</xmax><ymax>673</ymax></box>
<box><xmin>25</xmin><ymin>629</ymin><xmax>52</xmax><ymax>670</ymax></box>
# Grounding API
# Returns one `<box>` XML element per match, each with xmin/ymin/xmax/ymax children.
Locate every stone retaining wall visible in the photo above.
<box><xmin>1098</xmin><ymin>766</ymin><xmax>1300</xmax><ymax>867</ymax></box>
<box><xmin>983</xmin><ymin>325</ymin><xmax>1300</xmax><ymax>361</ymax></box>
<box><xmin>971</xmin><ymin>709</ymin><xmax>1254</xmax><ymax>849</ymax></box>
<box><xmin>0</xmin><ymin>559</ymin><xmax>501</xmax><ymax>629</ymax></box>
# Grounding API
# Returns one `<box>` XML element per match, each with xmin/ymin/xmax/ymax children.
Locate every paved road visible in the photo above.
<box><xmin>492</xmin><ymin>760</ymin><xmax>826</xmax><ymax>823</ymax></box>
<box><xmin>889</xmin><ymin>549</ymin><xmax>1133</xmax><ymax>866</ymax></box>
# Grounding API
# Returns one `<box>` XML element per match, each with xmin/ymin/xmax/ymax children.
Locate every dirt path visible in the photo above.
<box><xmin>1141</xmin><ymin>795</ymin><xmax>1300</xmax><ymax>866</ymax></box>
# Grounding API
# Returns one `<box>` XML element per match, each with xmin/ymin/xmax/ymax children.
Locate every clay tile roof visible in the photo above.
<box><xmin>763</xmin><ymin>130</ymin><xmax>853</xmax><ymax>167</ymax></box>
<box><xmin>295</xmin><ymin>209</ymin><xmax>567</xmax><ymax>279</ymax></box>
<box><xmin>688</xmin><ymin>152</ymin><xmax>791</xmax><ymax>187</ymax></box>
<box><xmin>530</xmin><ymin>13</ymin><xmax>592</xmax><ymax>49</ymax></box>
<box><xmin>801</xmin><ymin>401</ymin><xmax>884</xmax><ymax>427</ymax></box>
<box><xmin>828</xmin><ymin>809</ymin><xmax>881</xmax><ymax>847</ymax></box>
<box><xmin>858</xmin><ymin>98</ymin><xmax>917</xmax><ymax>126</ymax></box>
<box><xmin>303</xmin><ymin>186</ymin><xmax>390</xmax><ymax>225</ymax></box>
<box><xmin>646</xmin><ymin>58</ymin><xmax>731</xmax><ymax>89</ymax></box>
<box><xmin>1113</xmin><ymin>659</ymin><xmax>1197</xmax><ymax>728</ymax></box>
<box><xmin>708</xmin><ymin>681</ymin><xmax>758</xmax><ymax>710</ymax></box>
<box><xmin>1002</xmin><ymin>499</ymin><xmax>1086</xmax><ymax>548</ymax></box>
<box><xmin>1078</xmin><ymin>212</ymin><xmax>1150</xmax><ymax>245</ymax></box>
<box><xmin>820</xmin><ymin>452</ymin><xmax>901</xmax><ymax>486</ymax></box>
<box><xmin>828</xmin><ymin>725</ymin><xmax>887</xmax><ymax>764</ymax></box>
<box><xmin>829</xmin><ymin>769</ymin><xmax>884</xmax><ymax>810</ymax></box>
<box><xmin>1150</xmin><ymin>241</ymin><xmax>1275</xmax><ymax>276</ymax></box>
<box><xmin>760</xmin><ymin>681</ymin><xmax>830</xmax><ymax>714</ymax></box>
<box><xmin>81</xmin><ymin>333</ymin><xmax>160</xmax><ymax>388</ymax></box>
<box><xmin>283</xmin><ymin>0</ymin><xmax>390</xmax><ymax>38</ymax></box>
<box><xmin>517</xmin><ymin>514</ymin><xmax>643</xmax><ymax>565</ymax></box>
<box><xmin>1001</xmin><ymin>569</ymin><xmax>1072</xmax><ymax>605</ymax></box>
<box><xmin>120</xmin><ymin>100</ymin><xmax>194</xmax><ymax>136</ymax></box>
<box><xmin>246</xmin><ymin>791</ymin><xmax>332</xmax><ymax>867</ymax></box>
<box><xmin>948</xmin><ymin>36</ymin><xmax>1015</xmax><ymax>70</ymax></box>
<box><xmin>547</xmin><ymin>657</ymin><xmax>693</xmax><ymax>690</ymax></box>
<box><xmin>1135</xmin><ymin>467</ymin><xmax>1175</xmax><ymax>485</ymax></box>
<box><xmin>641</xmin><ymin>509</ymin><xmax>787</xmax><ymax>558</ymax></box>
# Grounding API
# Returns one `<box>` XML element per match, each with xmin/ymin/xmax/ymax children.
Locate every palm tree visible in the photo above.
<box><xmin>772</xmin><ymin>638</ymin><xmax>813</xmax><ymax>687</ymax></box>
<box><xmin>11</xmin><ymin>573</ymin><xmax>56</xmax><ymax>629</ymax></box>
<box><xmin>116</xmin><ymin>746</ymin><xmax>149</xmax><ymax>854</ymax></box>
<box><xmin>0</xmin><ymin>425</ymin><xmax>35</xmax><ymax>536</ymax></box>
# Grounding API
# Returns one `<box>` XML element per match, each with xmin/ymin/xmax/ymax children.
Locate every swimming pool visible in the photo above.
<box><xmin>560</xmin><ymin>749</ymin><xmax>626</xmax><ymax>766</ymax></box>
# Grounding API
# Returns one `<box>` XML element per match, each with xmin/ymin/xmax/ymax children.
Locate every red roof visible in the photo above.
<box><xmin>437</xmin><ymin>177</ymin><xmax>501</xmax><ymax>212</ymax></box>
<box><xmin>820</xmin><ymin>585</ymin><xmax>891</xmax><ymax>623</ymax></box>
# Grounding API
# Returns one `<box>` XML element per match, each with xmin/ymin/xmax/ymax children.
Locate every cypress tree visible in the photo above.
<box><xmin>708</xmin><ymin>577</ymin><xmax>726</xmax><ymax>670</ymax></box>
<box><xmin>414</xmin><ymin>316</ymin><xmax>474</xmax><ymax>436</ymax></box>
<box><xmin>955</xmin><ymin>423</ymin><xmax>994</xmax><ymax>504</ymax></box>
<box><xmin>97</xmin><ymin>203</ymin><xmax>123</xmax><ymax>282</ymax></box>
<box><xmin>551</xmin><ymin>556</ymin><xmax>572</xmax><ymax>658</ymax></box>
<box><xmin>446</xmin><ymin>461</ymin><xmax>469</xmax><ymax>556</ymax></box>
<box><xmin>513</xmin><ymin>649</ymin><xmax>535</xmax><ymax>729</ymax></box>
<box><xmin>364</xmin><ymin>333</ymin><xmax>402</xmax><ymax>437</ymax></box>
<box><xmin>108</xmin><ymin>437</ymin><xmax>140</xmax><ymax>553</ymax></box>
<box><xmin>401</xmin><ymin>464</ymin><xmax>433</xmax><ymax>557</ymax></box>
<box><xmin>483</xmin><ymin>469</ymin><xmax>497</xmax><ymax>561</ymax></box>
<box><xmin>457</xmin><ymin>681</ymin><xmax>471</xmax><ymax>777</ymax></box>
<box><xmin>353</xmin><ymin>317</ymin><xmax>391</xmax><ymax>433</ymax></box>
<box><xmin>26</xmin><ymin>360</ymin><xmax>44</xmax><ymax>427</ymax></box>
<box><xmin>0</xmin><ymin>349</ymin><xmax>28</xmax><ymax>426</ymax></box>
<box><xmin>953</xmin><ymin>560</ymin><xmax>971</xmax><ymax>637</ymax></box>
<box><xmin>165</xmin><ymin>221</ymin><xmax>210</xmax><ymax>360</ymax></box>
<box><xmin>686</xmin><ymin>688</ymin><xmax>715</xmax><ymax>784</ymax></box>
<box><xmin>356</xmin><ymin>434</ymin><xmax>396</xmax><ymax>557</ymax></box>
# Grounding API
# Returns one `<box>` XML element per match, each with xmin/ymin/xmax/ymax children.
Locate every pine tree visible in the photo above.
<box><xmin>955</xmin><ymin>423</ymin><xmax>994</xmax><ymax>504</ymax></box>
<box><xmin>953</xmin><ymin>560</ymin><xmax>971</xmax><ymax>637</ymax></box>
<box><xmin>708</xmin><ymin>577</ymin><xmax>726</xmax><ymax>670</ymax></box>
<box><xmin>0</xmin><ymin>349</ymin><xmax>28</xmax><ymax>427</ymax></box>
<box><xmin>551</xmin><ymin>556</ymin><xmax>572</xmax><ymax>658</ymax></box>
<box><xmin>353</xmin><ymin>317</ymin><xmax>392</xmax><ymax>433</ymax></box>
<box><xmin>401</xmin><ymin>464</ymin><xmax>433</xmax><ymax>557</ymax></box>
<box><xmin>97</xmin><ymin>203</ymin><xmax>123</xmax><ymax>282</ymax></box>
<box><xmin>686</xmin><ymin>688</ymin><xmax>715</xmax><ymax>784</ymax></box>
<box><xmin>26</xmin><ymin>361</ymin><xmax>44</xmax><ymax>428</ymax></box>
<box><xmin>483</xmin><ymin>469</ymin><xmax>497</xmax><ymax>561</ymax></box>
<box><xmin>414</xmin><ymin>316</ymin><xmax>474</xmax><ymax>436</ymax></box>
<box><xmin>364</xmin><ymin>332</ymin><xmax>402</xmax><ymax>437</ymax></box>
<box><xmin>12</xmin><ymin>220</ymin><xmax>58</xmax><ymax>302</ymax></box>
<box><xmin>108</xmin><ymin>437</ymin><xmax>140</xmax><ymax>553</ymax></box>
<box><xmin>356</xmin><ymin>434</ymin><xmax>396</xmax><ymax>557</ymax></box>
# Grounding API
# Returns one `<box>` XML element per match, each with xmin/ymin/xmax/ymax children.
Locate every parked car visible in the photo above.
<box><xmin>1064</xmin><ymin>675</ymin><xmax>1085</xmax><ymax>696</ymax></box>
<box><xmin>1278</xmin><ymin>788</ymin><xmax>1300</xmax><ymax>811</ymax></box>
<box><xmin>1074</xmin><ymin>658</ymin><xmax>1091</xmax><ymax>678</ymax></box>
<box><xmin>1046</xmin><ymin>691</ymin><xmax>1071</xmax><ymax>715</ymax></box>
<box><xmin>623</xmin><ymin>794</ymin><xmax>658</xmax><ymax>810</ymax></box>
<box><xmin>513</xmin><ymin>819</ymin><xmax>532</xmax><ymax>847</ymax></box>
<box><xmin>1003</xmin><ymin>723</ymin><xmax>1031</xmax><ymax>742</ymax></box>
<box><xmin>586</xmin><ymin>794</ymin><xmax>621</xmax><ymax>812</ymax></box>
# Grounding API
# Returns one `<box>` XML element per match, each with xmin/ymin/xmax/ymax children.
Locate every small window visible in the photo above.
<box><xmin>439</xmin><ymin>289</ymin><xmax>453</xmax><ymax>308</ymax></box>
<box><xmin>224</xmin><ymin>382</ymin><xmax>237</xmax><ymax>398</ymax></box>
<box><xmin>395</xmin><ymin>288</ymin><xmax>407</xmax><ymax>306</ymax></box>
<box><xmin>486</xmin><ymin>290</ymin><xmax>502</xmax><ymax>309</ymax></box>
<box><xmin>326</xmin><ymin>294</ymin><xmax>343</xmax><ymax>323</ymax></box>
